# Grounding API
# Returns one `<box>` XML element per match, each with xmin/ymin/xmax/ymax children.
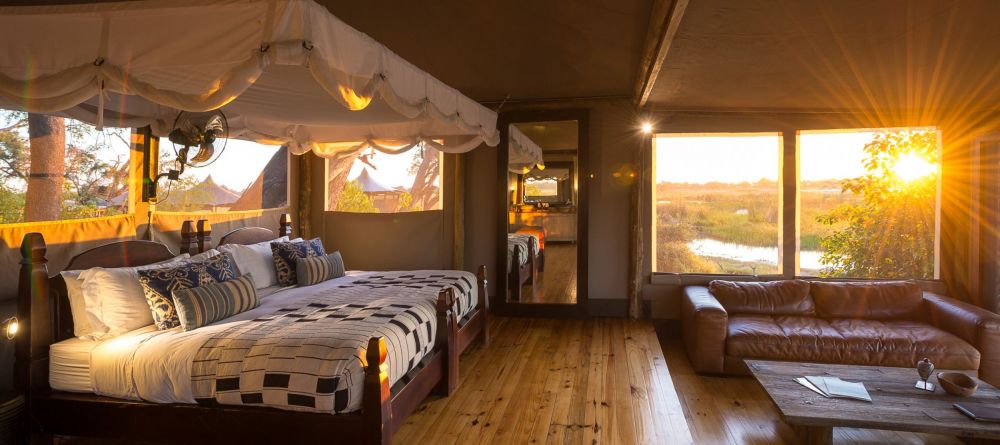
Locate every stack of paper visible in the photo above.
<box><xmin>795</xmin><ymin>375</ymin><xmax>872</xmax><ymax>402</ymax></box>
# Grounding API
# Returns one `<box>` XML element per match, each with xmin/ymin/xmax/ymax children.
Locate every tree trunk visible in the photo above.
<box><xmin>409</xmin><ymin>149</ymin><xmax>439</xmax><ymax>210</ymax></box>
<box><xmin>24</xmin><ymin>114</ymin><xmax>65</xmax><ymax>222</ymax></box>
<box><xmin>326</xmin><ymin>152</ymin><xmax>360</xmax><ymax>210</ymax></box>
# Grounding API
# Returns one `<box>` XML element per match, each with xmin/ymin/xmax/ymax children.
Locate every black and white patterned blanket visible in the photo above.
<box><xmin>507</xmin><ymin>233</ymin><xmax>539</xmax><ymax>268</ymax></box>
<box><xmin>190</xmin><ymin>270</ymin><xmax>477</xmax><ymax>414</ymax></box>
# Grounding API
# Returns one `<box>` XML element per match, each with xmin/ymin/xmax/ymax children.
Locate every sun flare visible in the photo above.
<box><xmin>893</xmin><ymin>153</ymin><xmax>936</xmax><ymax>182</ymax></box>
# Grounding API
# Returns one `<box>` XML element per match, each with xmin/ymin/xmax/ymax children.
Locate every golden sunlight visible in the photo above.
<box><xmin>893</xmin><ymin>153</ymin><xmax>937</xmax><ymax>182</ymax></box>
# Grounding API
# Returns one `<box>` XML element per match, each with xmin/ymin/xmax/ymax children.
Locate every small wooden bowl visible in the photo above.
<box><xmin>938</xmin><ymin>372</ymin><xmax>978</xmax><ymax>397</ymax></box>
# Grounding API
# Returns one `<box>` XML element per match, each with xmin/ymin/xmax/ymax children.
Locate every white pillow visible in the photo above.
<box><xmin>217</xmin><ymin>237</ymin><xmax>289</xmax><ymax>289</ymax></box>
<box><xmin>60</xmin><ymin>270</ymin><xmax>94</xmax><ymax>338</ymax></box>
<box><xmin>190</xmin><ymin>249</ymin><xmax>221</xmax><ymax>262</ymax></box>
<box><xmin>78</xmin><ymin>254</ymin><xmax>191</xmax><ymax>338</ymax></box>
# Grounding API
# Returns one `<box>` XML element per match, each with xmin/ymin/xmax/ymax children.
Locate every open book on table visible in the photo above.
<box><xmin>796</xmin><ymin>375</ymin><xmax>872</xmax><ymax>402</ymax></box>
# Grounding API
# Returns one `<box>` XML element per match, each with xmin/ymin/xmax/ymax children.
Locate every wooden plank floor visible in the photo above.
<box><xmin>394</xmin><ymin>317</ymin><xmax>693</xmax><ymax>444</ymax></box>
<box><xmin>398</xmin><ymin>317</ymin><xmax>967</xmax><ymax>445</ymax></box>
<box><xmin>518</xmin><ymin>244</ymin><xmax>577</xmax><ymax>305</ymax></box>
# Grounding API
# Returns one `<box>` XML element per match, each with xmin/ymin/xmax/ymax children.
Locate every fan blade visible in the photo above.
<box><xmin>204</xmin><ymin>115</ymin><xmax>225</xmax><ymax>134</ymax></box>
<box><xmin>190</xmin><ymin>143</ymin><xmax>215</xmax><ymax>164</ymax></box>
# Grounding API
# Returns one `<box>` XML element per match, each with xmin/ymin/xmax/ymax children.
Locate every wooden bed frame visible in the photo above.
<box><xmin>16</xmin><ymin>215</ymin><xmax>489</xmax><ymax>445</ymax></box>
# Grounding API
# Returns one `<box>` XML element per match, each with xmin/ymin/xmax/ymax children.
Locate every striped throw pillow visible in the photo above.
<box><xmin>172</xmin><ymin>274</ymin><xmax>260</xmax><ymax>331</ymax></box>
<box><xmin>296</xmin><ymin>252</ymin><xmax>346</xmax><ymax>286</ymax></box>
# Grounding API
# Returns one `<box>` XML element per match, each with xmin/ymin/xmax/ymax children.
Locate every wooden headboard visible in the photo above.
<box><xmin>202</xmin><ymin>213</ymin><xmax>293</xmax><ymax>250</ymax></box>
<box><xmin>17</xmin><ymin>233</ymin><xmax>179</xmax><ymax>395</ymax></box>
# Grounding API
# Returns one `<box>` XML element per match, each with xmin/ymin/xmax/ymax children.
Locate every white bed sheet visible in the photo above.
<box><xmin>69</xmin><ymin>270</ymin><xmax>477</xmax><ymax>406</ymax></box>
<box><xmin>49</xmin><ymin>336</ymin><xmax>97</xmax><ymax>393</ymax></box>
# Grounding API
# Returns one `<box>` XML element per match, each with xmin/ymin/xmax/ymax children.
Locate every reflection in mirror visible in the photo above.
<box><xmin>506</xmin><ymin>120</ymin><xmax>578</xmax><ymax>304</ymax></box>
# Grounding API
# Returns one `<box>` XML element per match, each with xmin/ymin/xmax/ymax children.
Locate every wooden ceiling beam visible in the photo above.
<box><xmin>634</xmin><ymin>0</ymin><xmax>689</xmax><ymax>108</ymax></box>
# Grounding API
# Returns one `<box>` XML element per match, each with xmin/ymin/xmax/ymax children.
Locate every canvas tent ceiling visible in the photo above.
<box><xmin>648</xmin><ymin>0</ymin><xmax>1000</xmax><ymax>113</ymax></box>
<box><xmin>508</xmin><ymin>125</ymin><xmax>545</xmax><ymax>174</ymax></box>
<box><xmin>0</xmin><ymin>0</ymin><xmax>499</xmax><ymax>160</ymax></box>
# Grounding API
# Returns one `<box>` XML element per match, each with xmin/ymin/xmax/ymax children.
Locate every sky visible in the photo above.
<box><xmin>344</xmin><ymin>147</ymin><xmax>431</xmax><ymax>189</ymax></box>
<box><xmin>654</xmin><ymin>129</ymin><xmax>931</xmax><ymax>184</ymax></box>
<box><xmin>654</xmin><ymin>133</ymin><xmax>780</xmax><ymax>184</ymax></box>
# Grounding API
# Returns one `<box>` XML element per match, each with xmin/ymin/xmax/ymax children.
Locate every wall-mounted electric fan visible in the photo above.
<box><xmin>150</xmin><ymin>110</ymin><xmax>229</xmax><ymax>202</ymax></box>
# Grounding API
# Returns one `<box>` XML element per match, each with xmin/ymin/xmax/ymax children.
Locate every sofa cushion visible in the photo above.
<box><xmin>726</xmin><ymin>315</ymin><xmax>980</xmax><ymax>370</ymax></box>
<box><xmin>810</xmin><ymin>281</ymin><xmax>923</xmax><ymax>320</ymax></box>
<box><xmin>708</xmin><ymin>280</ymin><xmax>814</xmax><ymax>316</ymax></box>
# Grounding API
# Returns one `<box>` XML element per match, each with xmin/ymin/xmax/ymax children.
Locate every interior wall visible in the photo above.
<box><xmin>642</xmin><ymin>109</ymin><xmax>1000</xmax><ymax>319</ymax></box>
<box><xmin>464</xmin><ymin>98</ymin><xmax>642</xmax><ymax>315</ymax></box>
<box><xmin>323</xmin><ymin>211</ymin><xmax>449</xmax><ymax>270</ymax></box>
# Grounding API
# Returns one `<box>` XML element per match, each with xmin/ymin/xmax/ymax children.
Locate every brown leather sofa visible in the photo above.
<box><xmin>682</xmin><ymin>280</ymin><xmax>1000</xmax><ymax>386</ymax></box>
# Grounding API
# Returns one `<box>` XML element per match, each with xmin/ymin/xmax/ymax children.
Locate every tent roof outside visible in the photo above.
<box><xmin>355</xmin><ymin>167</ymin><xmax>402</xmax><ymax>194</ymax></box>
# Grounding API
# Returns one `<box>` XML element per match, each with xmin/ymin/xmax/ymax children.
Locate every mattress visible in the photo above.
<box><xmin>48</xmin><ymin>270</ymin><xmax>478</xmax><ymax>411</ymax></box>
<box><xmin>49</xmin><ymin>336</ymin><xmax>98</xmax><ymax>393</ymax></box>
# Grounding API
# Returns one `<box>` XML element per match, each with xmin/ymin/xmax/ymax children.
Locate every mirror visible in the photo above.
<box><xmin>500</xmin><ymin>117</ymin><xmax>584</xmax><ymax>309</ymax></box>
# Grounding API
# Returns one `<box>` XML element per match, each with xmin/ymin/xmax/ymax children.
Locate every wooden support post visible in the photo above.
<box><xmin>477</xmin><ymin>265</ymin><xmax>490</xmax><ymax>347</ymax></box>
<box><xmin>196</xmin><ymin>219</ymin><xmax>212</xmax><ymax>253</ymax></box>
<box><xmin>435</xmin><ymin>288</ymin><xmax>459</xmax><ymax>395</ymax></box>
<box><xmin>279</xmin><ymin>213</ymin><xmax>293</xmax><ymax>238</ymax></box>
<box><xmin>17</xmin><ymin>232</ymin><xmax>52</xmax><ymax>440</ymax></box>
<box><xmin>362</xmin><ymin>337</ymin><xmax>390</xmax><ymax>445</ymax></box>
<box><xmin>180</xmin><ymin>220</ymin><xmax>196</xmax><ymax>255</ymax></box>
<box><xmin>779</xmin><ymin>130</ymin><xmax>799</xmax><ymax>278</ymax></box>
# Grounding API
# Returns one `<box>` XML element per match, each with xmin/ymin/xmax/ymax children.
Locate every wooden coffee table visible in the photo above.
<box><xmin>746</xmin><ymin>360</ymin><xmax>1000</xmax><ymax>444</ymax></box>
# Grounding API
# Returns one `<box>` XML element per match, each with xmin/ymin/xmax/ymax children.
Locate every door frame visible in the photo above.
<box><xmin>494</xmin><ymin>108</ymin><xmax>590</xmax><ymax>317</ymax></box>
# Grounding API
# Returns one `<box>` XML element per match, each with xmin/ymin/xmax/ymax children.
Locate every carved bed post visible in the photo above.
<box><xmin>17</xmin><ymin>233</ymin><xmax>52</xmax><ymax>408</ymax></box>
<box><xmin>279</xmin><ymin>213</ymin><xmax>292</xmax><ymax>238</ymax></box>
<box><xmin>196</xmin><ymin>219</ymin><xmax>212</xmax><ymax>253</ymax></box>
<box><xmin>180</xmin><ymin>220</ymin><xmax>196</xmax><ymax>255</ymax></box>
<box><xmin>363</xmin><ymin>336</ymin><xmax>390</xmax><ymax>445</ymax></box>
<box><xmin>477</xmin><ymin>265</ymin><xmax>490</xmax><ymax>347</ymax></box>
<box><xmin>435</xmin><ymin>288</ymin><xmax>459</xmax><ymax>396</ymax></box>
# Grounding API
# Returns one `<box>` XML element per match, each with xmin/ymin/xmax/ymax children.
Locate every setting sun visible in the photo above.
<box><xmin>893</xmin><ymin>153</ymin><xmax>937</xmax><ymax>182</ymax></box>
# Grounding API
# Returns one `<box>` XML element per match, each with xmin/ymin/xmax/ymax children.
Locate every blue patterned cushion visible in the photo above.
<box><xmin>308</xmin><ymin>237</ymin><xmax>326</xmax><ymax>256</ymax></box>
<box><xmin>296</xmin><ymin>252</ymin><xmax>346</xmax><ymax>286</ymax></box>
<box><xmin>138</xmin><ymin>253</ymin><xmax>241</xmax><ymax>330</ymax></box>
<box><xmin>172</xmin><ymin>274</ymin><xmax>259</xmax><ymax>331</ymax></box>
<box><xmin>271</xmin><ymin>240</ymin><xmax>321</xmax><ymax>286</ymax></box>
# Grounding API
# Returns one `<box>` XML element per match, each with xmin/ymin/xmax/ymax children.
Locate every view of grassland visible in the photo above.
<box><xmin>655</xmin><ymin>180</ymin><xmax>857</xmax><ymax>275</ymax></box>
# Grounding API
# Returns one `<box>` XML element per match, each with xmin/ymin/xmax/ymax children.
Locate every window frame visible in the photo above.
<box><xmin>322</xmin><ymin>145</ymin><xmax>446</xmax><ymax>214</ymax></box>
<box><xmin>647</xmin><ymin>127</ymin><xmax>942</xmax><ymax>283</ymax></box>
<box><xmin>152</xmin><ymin>138</ymin><xmax>291</xmax><ymax>213</ymax></box>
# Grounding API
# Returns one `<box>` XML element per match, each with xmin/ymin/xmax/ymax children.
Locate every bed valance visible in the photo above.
<box><xmin>0</xmin><ymin>0</ymin><xmax>499</xmax><ymax>157</ymax></box>
<box><xmin>508</xmin><ymin>125</ymin><xmax>545</xmax><ymax>174</ymax></box>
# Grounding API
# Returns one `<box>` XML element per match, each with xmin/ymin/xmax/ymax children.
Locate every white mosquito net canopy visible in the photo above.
<box><xmin>508</xmin><ymin>124</ymin><xmax>545</xmax><ymax>174</ymax></box>
<box><xmin>0</xmin><ymin>0</ymin><xmax>500</xmax><ymax>161</ymax></box>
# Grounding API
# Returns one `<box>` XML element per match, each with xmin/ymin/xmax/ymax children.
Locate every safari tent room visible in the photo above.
<box><xmin>0</xmin><ymin>1</ymin><xmax>998</xmax><ymax>444</ymax></box>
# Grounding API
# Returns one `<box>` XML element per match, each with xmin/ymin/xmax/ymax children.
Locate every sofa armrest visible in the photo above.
<box><xmin>924</xmin><ymin>292</ymin><xmax>1000</xmax><ymax>386</ymax></box>
<box><xmin>682</xmin><ymin>286</ymin><xmax>728</xmax><ymax>374</ymax></box>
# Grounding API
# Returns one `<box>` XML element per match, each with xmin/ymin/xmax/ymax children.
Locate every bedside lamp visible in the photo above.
<box><xmin>2</xmin><ymin>316</ymin><xmax>16</xmax><ymax>340</ymax></box>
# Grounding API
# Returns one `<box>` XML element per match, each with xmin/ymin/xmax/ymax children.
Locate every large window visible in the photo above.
<box><xmin>652</xmin><ymin>133</ymin><xmax>780</xmax><ymax>275</ymax></box>
<box><xmin>155</xmin><ymin>139</ymin><xmax>288</xmax><ymax>212</ymax></box>
<box><xmin>800</xmin><ymin>128</ymin><xmax>940</xmax><ymax>279</ymax></box>
<box><xmin>0</xmin><ymin>110</ymin><xmax>131</xmax><ymax>223</ymax></box>
<box><xmin>651</xmin><ymin>128</ymin><xmax>941</xmax><ymax>279</ymax></box>
<box><xmin>325</xmin><ymin>145</ymin><xmax>443</xmax><ymax>213</ymax></box>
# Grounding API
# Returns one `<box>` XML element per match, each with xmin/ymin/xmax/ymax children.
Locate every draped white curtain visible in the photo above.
<box><xmin>508</xmin><ymin>124</ymin><xmax>546</xmax><ymax>174</ymax></box>
<box><xmin>0</xmin><ymin>0</ymin><xmax>499</xmax><ymax>158</ymax></box>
